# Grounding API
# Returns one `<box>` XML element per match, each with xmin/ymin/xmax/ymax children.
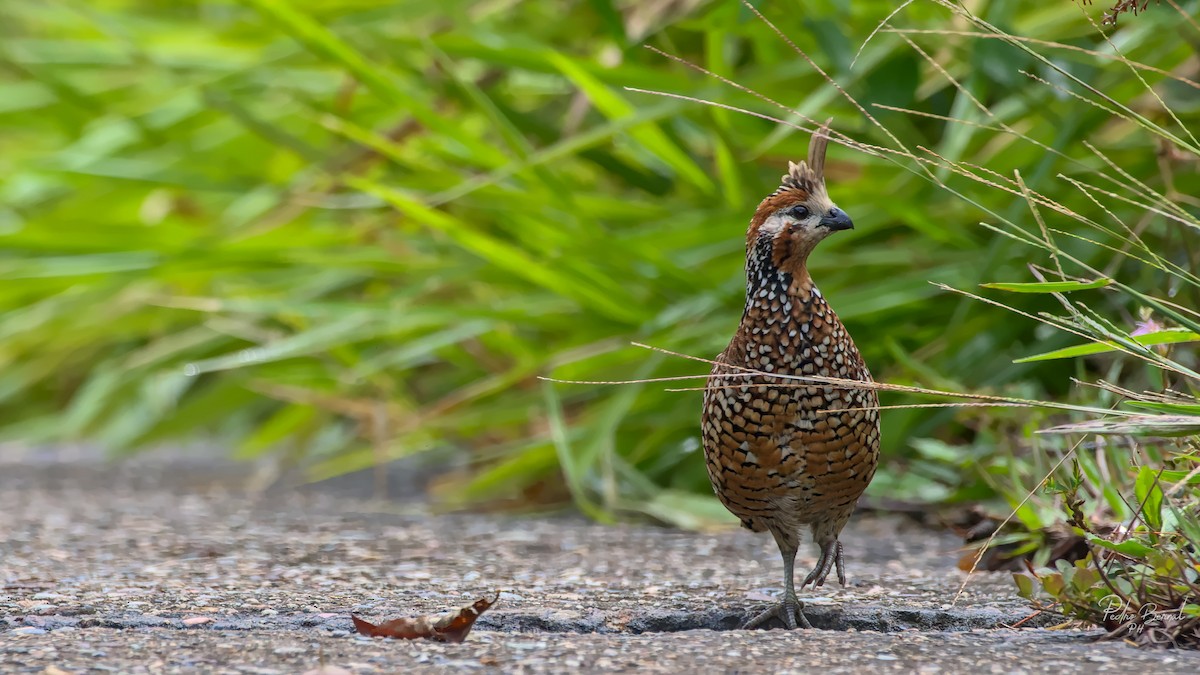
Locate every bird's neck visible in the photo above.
<box><xmin>744</xmin><ymin>236</ymin><xmax>815</xmax><ymax>307</ymax></box>
<box><xmin>737</xmin><ymin>237</ymin><xmax>837</xmax><ymax>374</ymax></box>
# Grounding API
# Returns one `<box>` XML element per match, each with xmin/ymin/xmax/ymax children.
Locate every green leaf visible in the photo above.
<box><xmin>60</xmin><ymin>367</ymin><xmax>124</xmax><ymax>436</ymax></box>
<box><xmin>1037</xmin><ymin>415</ymin><xmax>1200</xmax><ymax>438</ymax></box>
<box><xmin>1070</xmin><ymin>565</ymin><xmax>1100</xmax><ymax>593</ymax></box>
<box><xmin>1134</xmin><ymin>467</ymin><xmax>1165</xmax><ymax>532</ymax></box>
<box><xmin>547</xmin><ymin>52</ymin><xmax>715</xmax><ymax>194</ymax></box>
<box><xmin>1085</xmin><ymin>533</ymin><xmax>1156</xmax><ymax>558</ymax></box>
<box><xmin>184</xmin><ymin>314</ymin><xmax>376</xmax><ymax>375</ymax></box>
<box><xmin>1013</xmin><ymin>572</ymin><xmax>1035</xmax><ymax>600</ymax></box>
<box><xmin>980</xmin><ymin>279</ymin><xmax>1112</xmax><ymax>293</ymax></box>
<box><xmin>458</xmin><ymin>442</ymin><xmax>561</xmax><ymax>504</ymax></box>
<box><xmin>1158</xmin><ymin>469</ymin><xmax>1200</xmax><ymax>485</ymax></box>
<box><xmin>236</xmin><ymin>404</ymin><xmax>317</xmax><ymax>459</ymax></box>
<box><xmin>1015</xmin><ymin>329</ymin><xmax>1200</xmax><ymax>363</ymax></box>
<box><xmin>237</xmin><ymin>0</ymin><xmax>503</xmax><ymax>165</ymax></box>
<box><xmin>345</xmin><ymin>177</ymin><xmax>647</xmax><ymax>323</ymax></box>
<box><xmin>632</xmin><ymin>490</ymin><xmax>738</xmax><ymax>529</ymax></box>
<box><xmin>0</xmin><ymin>253</ymin><xmax>160</xmax><ymax>279</ymax></box>
<box><xmin>1125</xmin><ymin>401</ymin><xmax>1200</xmax><ymax>415</ymax></box>
<box><xmin>542</xmin><ymin>383</ymin><xmax>609</xmax><ymax>522</ymax></box>
<box><xmin>1041</xmin><ymin>572</ymin><xmax>1065</xmax><ymax>597</ymax></box>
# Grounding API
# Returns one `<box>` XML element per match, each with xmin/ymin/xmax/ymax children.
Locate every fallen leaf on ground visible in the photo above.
<box><xmin>351</xmin><ymin>592</ymin><xmax>500</xmax><ymax>642</ymax></box>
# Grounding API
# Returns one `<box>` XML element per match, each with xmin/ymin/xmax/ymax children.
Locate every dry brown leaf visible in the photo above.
<box><xmin>351</xmin><ymin>592</ymin><xmax>500</xmax><ymax>643</ymax></box>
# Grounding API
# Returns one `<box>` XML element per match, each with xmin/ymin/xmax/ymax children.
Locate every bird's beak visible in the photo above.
<box><xmin>819</xmin><ymin>209</ymin><xmax>854</xmax><ymax>231</ymax></box>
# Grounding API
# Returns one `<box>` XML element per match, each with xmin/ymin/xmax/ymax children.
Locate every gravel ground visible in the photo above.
<box><xmin>2</xmin><ymin>451</ymin><xmax>1198</xmax><ymax>673</ymax></box>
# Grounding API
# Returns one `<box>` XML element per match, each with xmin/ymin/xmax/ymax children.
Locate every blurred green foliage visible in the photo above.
<box><xmin>1</xmin><ymin>0</ymin><xmax>1197</xmax><ymax>524</ymax></box>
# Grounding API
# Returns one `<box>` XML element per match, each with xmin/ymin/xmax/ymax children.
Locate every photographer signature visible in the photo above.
<box><xmin>1102</xmin><ymin>595</ymin><xmax>1188</xmax><ymax>633</ymax></box>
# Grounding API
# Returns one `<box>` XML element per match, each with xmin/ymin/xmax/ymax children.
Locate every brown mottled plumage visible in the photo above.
<box><xmin>701</xmin><ymin>121</ymin><xmax>880</xmax><ymax>630</ymax></box>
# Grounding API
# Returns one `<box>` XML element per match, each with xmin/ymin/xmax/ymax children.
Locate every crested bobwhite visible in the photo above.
<box><xmin>701</xmin><ymin>122</ymin><xmax>880</xmax><ymax>629</ymax></box>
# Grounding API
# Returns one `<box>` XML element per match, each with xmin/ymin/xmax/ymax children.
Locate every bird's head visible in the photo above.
<box><xmin>745</xmin><ymin>121</ymin><xmax>852</xmax><ymax>273</ymax></box>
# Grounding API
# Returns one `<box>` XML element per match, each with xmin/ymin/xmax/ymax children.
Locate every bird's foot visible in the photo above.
<box><xmin>802</xmin><ymin>540</ymin><xmax>845</xmax><ymax>588</ymax></box>
<box><xmin>743</xmin><ymin>593</ymin><xmax>812</xmax><ymax>630</ymax></box>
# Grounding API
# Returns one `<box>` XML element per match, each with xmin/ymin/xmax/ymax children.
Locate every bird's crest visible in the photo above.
<box><xmin>747</xmin><ymin>119</ymin><xmax>838</xmax><ymax>250</ymax></box>
<box><xmin>771</xmin><ymin>119</ymin><xmax>832</xmax><ymax>198</ymax></box>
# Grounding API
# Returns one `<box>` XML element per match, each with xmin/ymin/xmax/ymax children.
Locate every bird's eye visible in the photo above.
<box><xmin>788</xmin><ymin>205</ymin><xmax>810</xmax><ymax>220</ymax></box>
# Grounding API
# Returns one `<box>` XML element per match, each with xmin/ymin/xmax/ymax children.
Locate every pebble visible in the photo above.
<box><xmin>506</xmin><ymin>641</ymin><xmax>548</xmax><ymax>650</ymax></box>
<box><xmin>9</xmin><ymin>627</ymin><xmax>47</xmax><ymax>635</ymax></box>
<box><xmin>301</xmin><ymin>667</ymin><xmax>352</xmax><ymax>675</ymax></box>
<box><xmin>272</xmin><ymin>646</ymin><xmax>307</xmax><ymax>656</ymax></box>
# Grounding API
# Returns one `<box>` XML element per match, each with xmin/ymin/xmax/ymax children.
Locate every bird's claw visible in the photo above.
<box><xmin>802</xmin><ymin>540</ymin><xmax>845</xmax><ymax>588</ymax></box>
<box><xmin>743</xmin><ymin>594</ymin><xmax>812</xmax><ymax>630</ymax></box>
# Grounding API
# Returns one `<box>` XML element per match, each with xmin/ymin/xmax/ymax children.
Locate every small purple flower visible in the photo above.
<box><xmin>1131</xmin><ymin>319</ymin><xmax>1162</xmax><ymax>337</ymax></box>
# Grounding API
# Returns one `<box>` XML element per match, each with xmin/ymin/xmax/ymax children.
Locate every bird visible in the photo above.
<box><xmin>701</xmin><ymin>121</ymin><xmax>880</xmax><ymax>630</ymax></box>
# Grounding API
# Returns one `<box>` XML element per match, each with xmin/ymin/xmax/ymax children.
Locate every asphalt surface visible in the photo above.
<box><xmin>2</xmin><ymin>449</ymin><xmax>1198</xmax><ymax>673</ymax></box>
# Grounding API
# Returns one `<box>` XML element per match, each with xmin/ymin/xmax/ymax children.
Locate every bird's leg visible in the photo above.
<box><xmin>834</xmin><ymin>540</ymin><xmax>846</xmax><ymax>586</ymax></box>
<box><xmin>744</xmin><ymin>530</ymin><xmax>812</xmax><ymax>630</ymax></box>
<box><xmin>802</xmin><ymin>538</ymin><xmax>844</xmax><ymax>588</ymax></box>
